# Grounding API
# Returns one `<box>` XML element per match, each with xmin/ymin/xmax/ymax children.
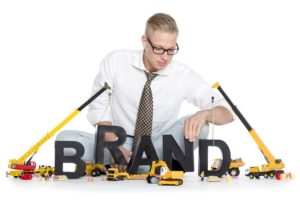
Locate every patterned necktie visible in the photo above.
<box><xmin>133</xmin><ymin>71</ymin><xmax>158</xmax><ymax>145</ymax></box>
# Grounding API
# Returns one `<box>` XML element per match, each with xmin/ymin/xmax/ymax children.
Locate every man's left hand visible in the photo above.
<box><xmin>184</xmin><ymin>110</ymin><xmax>209</xmax><ymax>142</ymax></box>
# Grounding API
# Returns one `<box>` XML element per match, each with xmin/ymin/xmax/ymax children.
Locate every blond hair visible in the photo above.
<box><xmin>145</xmin><ymin>13</ymin><xmax>178</xmax><ymax>37</ymax></box>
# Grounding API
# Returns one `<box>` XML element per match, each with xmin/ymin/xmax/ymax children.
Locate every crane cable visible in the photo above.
<box><xmin>211</xmin><ymin>96</ymin><xmax>215</xmax><ymax>147</ymax></box>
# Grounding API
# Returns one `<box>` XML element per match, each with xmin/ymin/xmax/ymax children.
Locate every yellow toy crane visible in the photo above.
<box><xmin>147</xmin><ymin>160</ymin><xmax>184</xmax><ymax>186</ymax></box>
<box><xmin>7</xmin><ymin>83</ymin><xmax>110</xmax><ymax>180</ymax></box>
<box><xmin>212</xmin><ymin>82</ymin><xmax>285</xmax><ymax>179</ymax></box>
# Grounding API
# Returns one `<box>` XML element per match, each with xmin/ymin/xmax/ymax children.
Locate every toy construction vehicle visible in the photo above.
<box><xmin>106</xmin><ymin>168</ymin><xmax>148</xmax><ymax>181</ymax></box>
<box><xmin>7</xmin><ymin>163</ymin><xmax>55</xmax><ymax>180</ymax></box>
<box><xmin>85</xmin><ymin>161</ymin><xmax>107</xmax><ymax>177</ymax></box>
<box><xmin>211</xmin><ymin>158</ymin><xmax>245</xmax><ymax>176</ymax></box>
<box><xmin>7</xmin><ymin>83</ymin><xmax>110</xmax><ymax>180</ymax></box>
<box><xmin>213</xmin><ymin>82</ymin><xmax>285</xmax><ymax>179</ymax></box>
<box><xmin>147</xmin><ymin>160</ymin><xmax>184</xmax><ymax>186</ymax></box>
<box><xmin>34</xmin><ymin>165</ymin><xmax>55</xmax><ymax>177</ymax></box>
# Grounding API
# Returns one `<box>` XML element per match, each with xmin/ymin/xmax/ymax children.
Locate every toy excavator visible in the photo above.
<box><xmin>212</xmin><ymin>82</ymin><xmax>285</xmax><ymax>179</ymax></box>
<box><xmin>147</xmin><ymin>160</ymin><xmax>184</xmax><ymax>186</ymax></box>
<box><xmin>7</xmin><ymin>83</ymin><xmax>110</xmax><ymax>180</ymax></box>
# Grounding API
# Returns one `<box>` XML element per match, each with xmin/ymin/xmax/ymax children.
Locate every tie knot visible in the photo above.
<box><xmin>145</xmin><ymin>71</ymin><xmax>157</xmax><ymax>83</ymax></box>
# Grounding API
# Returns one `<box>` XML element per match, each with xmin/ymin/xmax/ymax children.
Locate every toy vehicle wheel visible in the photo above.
<box><xmin>95</xmin><ymin>168</ymin><xmax>101</xmax><ymax>176</ymax></box>
<box><xmin>249</xmin><ymin>174</ymin><xmax>254</xmax><ymax>179</ymax></box>
<box><xmin>91</xmin><ymin>170</ymin><xmax>98</xmax><ymax>177</ymax></box>
<box><xmin>269</xmin><ymin>172</ymin><xmax>275</xmax><ymax>178</ymax></box>
<box><xmin>229</xmin><ymin>168</ymin><xmax>240</xmax><ymax>176</ymax></box>
<box><xmin>146</xmin><ymin>176</ymin><xmax>151</xmax><ymax>183</ymax></box>
<box><xmin>18</xmin><ymin>172</ymin><xmax>24</xmax><ymax>178</ymax></box>
<box><xmin>147</xmin><ymin>176</ymin><xmax>158</xmax><ymax>184</ymax></box>
<box><xmin>178</xmin><ymin>179</ymin><xmax>183</xmax><ymax>185</ymax></box>
<box><xmin>263</xmin><ymin>173</ymin><xmax>269</xmax><ymax>178</ymax></box>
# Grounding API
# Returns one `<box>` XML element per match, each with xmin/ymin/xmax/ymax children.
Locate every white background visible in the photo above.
<box><xmin>0</xmin><ymin>0</ymin><xmax>299</xmax><ymax>199</ymax></box>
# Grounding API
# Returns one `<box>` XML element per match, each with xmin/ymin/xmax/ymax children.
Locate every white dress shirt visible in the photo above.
<box><xmin>87</xmin><ymin>49</ymin><xmax>231</xmax><ymax>138</ymax></box>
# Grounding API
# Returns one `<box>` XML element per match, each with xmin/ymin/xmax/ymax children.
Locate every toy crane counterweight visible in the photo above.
<box><xmin>8</xmin><ymin>83</ymin><xmax>110</xmax><ymax>179</ymax></box>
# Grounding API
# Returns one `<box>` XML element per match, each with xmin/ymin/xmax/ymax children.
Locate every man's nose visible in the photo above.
<box><xmin>162</xmin><ymin>51</ymin><xmax>168</xmax><ymax>60</ymax></box>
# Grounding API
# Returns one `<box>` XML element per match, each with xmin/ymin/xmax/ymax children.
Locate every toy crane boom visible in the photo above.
<box><xmin>212</xmin><ymin>82</ymin><xmax>284</xmax><ymax>178</ymax></box>
<box><xmin>9</xmin><ymin>83</ymin><xmax>110</xmax><ymax>168</ymax></box>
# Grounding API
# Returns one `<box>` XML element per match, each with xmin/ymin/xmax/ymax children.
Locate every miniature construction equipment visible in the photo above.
<box><xmin>211</xmin><ymin>158</ymin><xmax>245</xmax><ymax>176</ymax></box>
<box><xmin>35</xmin><ymin>165</ymin><xmax>55</xmax><ymax>177</ymax></box>
<box><xmin>106</xmin><ymin>168</ymin><xmax>148</xmax><ymax>181</ymax></box>
<box><xmin>147</xmin><ymin>160</ymin><xmax>184</xmax><ymax>186</ymax></box>
<box><xmin>212</xmin><ymin>82</ymin><xmax>285</xmax><ymax>179</ymax></box>
<box><xmin>85</xmin><ymin>161</ymin><xmax>107</xmax><ymax>177</ymax></box>
<box><xmin>7</xmin><ymin>83</ymin><xmax>111</xmax><ymax>180</ymax></box>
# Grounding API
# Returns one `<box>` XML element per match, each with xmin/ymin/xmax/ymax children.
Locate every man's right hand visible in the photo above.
<box><xmin>110</xmin><ymin>146</ymin><xmax>132</xmax><ymax>171</ymax></box>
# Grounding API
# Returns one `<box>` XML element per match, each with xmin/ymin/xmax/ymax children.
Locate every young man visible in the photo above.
<box><xmin>56</xmin><ymin>13</ymin><xmax>233</xmax><ymax>171</ymax></box>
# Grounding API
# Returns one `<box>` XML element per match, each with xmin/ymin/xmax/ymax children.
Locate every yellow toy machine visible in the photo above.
<box><xmin>211</xmin><ymin>158</ymin><xmax>245</xmax><ymax>176</ymax></box>
<box><xmin>213</xmin><ymin>82</ymin><xmax>285</xmax><ymax>179</ymax></box>
<box><xmin>147</xmin><ymin>160</ymin><xmax>184</xmax><ymax>186</ymax></box>
<box><xmin>7</xmin><ymin>83</ymin><xmax>110</xmax><ymax>180</ymax></box>
<box><xmin>85</xmin><ymin>161</ymin><xmax>107</xmax><ymax>177</ymax></box>
<box><xmin>34</xmin><ymin>165</ymin><xmax>55</xmax><ymax>177</ymax></box>
<box><xmin>106</xmin><ymin>167</ymin><xmax>148</xmax><ymax>181</ymax></box>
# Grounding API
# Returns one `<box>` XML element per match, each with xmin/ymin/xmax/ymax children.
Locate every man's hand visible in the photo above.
<box><xmin>110</xmin><ymin>146</ymin><xmax>132</xmax><ymax>171</ymax></box>
<box><xmin>184</xmin><ymin>110</ymin><xmax>209</xmax><ymax>142</ymax></box>
<box><xmin>184</xmin><ymin>106</ymin><xmax>233</xmax><ymax>142</ymax></box>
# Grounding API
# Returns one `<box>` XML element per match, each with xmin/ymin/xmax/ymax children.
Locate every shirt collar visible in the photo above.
<box><xmin>131</xmin><ymin>50</ymin><xmax>172</xmax><ymax>76</ymax></box>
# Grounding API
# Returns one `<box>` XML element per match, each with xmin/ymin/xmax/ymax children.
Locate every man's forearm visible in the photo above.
<box><xmin>97</xmin><ymin>121</ymin><xmax>113</xmax><ymax>126</ymax></box>
<box><xmin>97</xmin><ymin>121</ymin><xmax>116</xmax><ymax>141</ymax></box>
<box><xmin>204</xmin><ymin>106</ymin><xmax>233</xmax><ymax>125</ymax></box>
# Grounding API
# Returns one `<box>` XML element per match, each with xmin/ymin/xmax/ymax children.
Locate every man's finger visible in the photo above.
<box><xmin>191</xmin><ymin>124</ymin><xmax>198</xmax><ymax>142</ymax></box>
<box><xmin>184</xmin><ymin>119</ymin><xmax>189</xmax><ymax>139</ymax></box>
<box><xmin>195</xmin><ymin>124</ymin><xmax>201</xmax><ymax>140</ymax></box>
<box><xmin>192</xmin><ymin>124</ymin><xmax>198</xmax><ymax>142</ymax></box>
<box><xmin>188</xmin><ymin>122</ymin><xmax>194</xmax><ymax>142</ymax></box>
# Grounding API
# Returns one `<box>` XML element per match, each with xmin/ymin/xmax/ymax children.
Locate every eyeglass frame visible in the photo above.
<box><xmin>146</xmin><ymin>37</ymin><xmax>179</xmax><ymax>55</ymax></box>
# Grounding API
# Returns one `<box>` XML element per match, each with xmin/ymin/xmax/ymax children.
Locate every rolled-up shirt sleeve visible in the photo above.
<box><xmin>184</xmin><ymin>68</ymin><xmax>235</xmax><ymax>118</ymax></box>
<box><xmin>87</xmin><ymin>52</ymin><xmax>115</xmax><ymax>126</ymax></box>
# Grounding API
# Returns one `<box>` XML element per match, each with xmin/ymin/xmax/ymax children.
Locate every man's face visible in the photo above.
<box><xmin>142</xmin><ymin>31</ymin><xmax>178</xmax><ymax>73</ymax></box>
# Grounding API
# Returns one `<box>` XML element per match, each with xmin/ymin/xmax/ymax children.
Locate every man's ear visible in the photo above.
<box><xmin>141</xmin><ymin>35</ymin><xmax>147</xmax><ymax>49</ymax></box>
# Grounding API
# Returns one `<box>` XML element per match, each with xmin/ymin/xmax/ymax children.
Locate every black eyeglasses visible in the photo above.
<box><xmin>147</xmin><ymin>37</ymin><xmax>179</xmax><ymax>55</ymax></box>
